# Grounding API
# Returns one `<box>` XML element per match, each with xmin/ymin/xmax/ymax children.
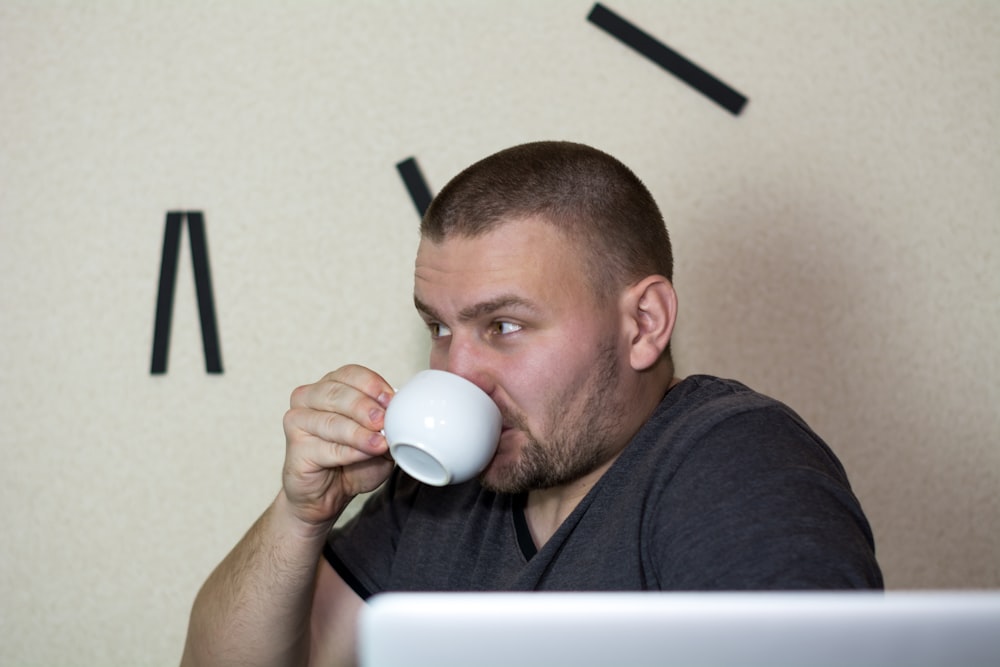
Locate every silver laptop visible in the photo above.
<box><xmin>358</xmin><ymin>591</ymin><xmax>1000</xmax><ymax>667</ymax></box>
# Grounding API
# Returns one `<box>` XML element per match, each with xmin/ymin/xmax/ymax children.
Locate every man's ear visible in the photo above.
<box><xmin>621</xmin><ymin>275</ymin><xmax>677</xmax><ymax>371</ymax></box>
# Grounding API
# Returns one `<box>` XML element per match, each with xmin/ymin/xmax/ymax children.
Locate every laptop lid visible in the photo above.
<box><xmin>358</xmin><ymin>591</ymin><xmax>1000</xmax><ymax>667</ymax></box>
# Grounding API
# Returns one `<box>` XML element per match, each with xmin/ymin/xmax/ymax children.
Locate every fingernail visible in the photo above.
<box><xmin>368</xmin><ymin>431</ymin><xmax>387</xmax><ymax>451</ymax></box>
<box><xmin>376</xmin><ymin>391</ymin><xmax>392</xmax><ymax>407</ymax></box>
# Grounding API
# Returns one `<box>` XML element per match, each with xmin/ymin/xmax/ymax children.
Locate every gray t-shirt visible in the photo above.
<box><xmin>325</xmin><ymin>375</ymin><xmax>883</xmax><ymax>596</ymax></box>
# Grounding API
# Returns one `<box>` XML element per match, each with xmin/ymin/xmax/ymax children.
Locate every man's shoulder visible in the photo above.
<box><xmin>672</xmin><ymin>374</ymin><xmax>778</xmax><ymax>402</ymax></box>
<box><xmin>621</xmin><ymin>374</ymin><xmax>833</xmax><ymax>479</ymax></box>
<box><xmin>656</xmin><ymin>374</ymin><xmax>800</xmax><ymax>431</ymax></box>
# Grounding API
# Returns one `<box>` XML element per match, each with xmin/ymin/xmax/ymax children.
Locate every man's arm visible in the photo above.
<box><xmin>309</xmin><ymin>557</ymin><xmax>367</xmax><ymax>667</ymax></box>
<box><xmin>180</xmin><ymin>365</ymin><xmax>395</xmax><ymax>667</ymax></box>
<box><xmin>180</xmin><ymin>492</ymin><xmax>337</xmax><ymax>666</ymax></box>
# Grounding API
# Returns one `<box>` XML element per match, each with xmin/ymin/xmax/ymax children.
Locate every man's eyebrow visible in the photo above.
<box><xmin>458</xmin><ymin>295</ymin><xmax>538</xmax><ymax>322</ymax></box>
<box><xmin>413</xmin><ymin>294</ymin><xmax>537</xmax><ymax>323</ymax></box>
<box><xmin>413</xmin><ymin>295</ymin><xmax>441</xmax><ymax>321</ymax></box>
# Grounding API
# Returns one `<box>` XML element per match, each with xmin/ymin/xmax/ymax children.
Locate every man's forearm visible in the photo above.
<box><xmin>181</xmin><ymin>491</ymin><xmax>337</xmax><ymax>667</ymax></box>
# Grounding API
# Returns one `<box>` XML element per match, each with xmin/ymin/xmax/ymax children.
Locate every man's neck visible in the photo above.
<box><xmin>522</xmin><ymin>455</ymin><xmax>619</xmax><ymax>550</ymax></box>
<box><xmin>522</xmin><ymin>375</ymin><xmax>683</xmax><ymax>550</ymax></box>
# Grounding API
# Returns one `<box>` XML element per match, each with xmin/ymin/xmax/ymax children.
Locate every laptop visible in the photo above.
<box><xmin>358</xmin><ymin>590</ymin><xmax>1000</xmax><ymax>667</ymax></box>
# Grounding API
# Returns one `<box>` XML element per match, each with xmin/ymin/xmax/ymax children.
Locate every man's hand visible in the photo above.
<box><xmin>282</xmin><ymin>364</ymin><xmax>396</xmax><ymax>528</ymax></box>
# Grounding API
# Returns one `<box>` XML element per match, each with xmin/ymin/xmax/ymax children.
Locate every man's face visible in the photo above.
<box><xmin>413</xmin><ymin>217</ymin><xmax>632</xmax><ymax>493</ymax></box>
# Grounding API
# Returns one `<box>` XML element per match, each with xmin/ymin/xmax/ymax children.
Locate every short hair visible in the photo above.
<box><xmin>420</xmin><ymin>141</ymin><xmax>673</xmax><ymax>300</ymax></box>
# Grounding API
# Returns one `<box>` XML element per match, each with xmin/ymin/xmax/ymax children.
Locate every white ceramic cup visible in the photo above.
<box><xmin>382</xmin><ymin>369</ymin><xmax>502</xmax><ymax>486</ymax></box>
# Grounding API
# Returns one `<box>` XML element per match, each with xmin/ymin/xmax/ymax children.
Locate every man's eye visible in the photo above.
<box><xmin>490</xmin><ymin>321</ymin><xmax>523</xmax><ymax>336</ymax></box>
<box><xmin>428</xmin><ymin>323</ymin><xmax>452</xmax><ymax>339</ymax></box>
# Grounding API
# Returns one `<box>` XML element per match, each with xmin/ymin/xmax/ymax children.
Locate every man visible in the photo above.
<box><xmin>181</xmin><ymin>141</ymin><xmax>882</xmax><ymax>667</ymax></box>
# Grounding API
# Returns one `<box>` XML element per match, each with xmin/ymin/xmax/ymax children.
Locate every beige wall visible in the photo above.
<box><xmin>1</xmin><ymin>1</ymin><xmax>997</xmax><ymax>664</ymax></box>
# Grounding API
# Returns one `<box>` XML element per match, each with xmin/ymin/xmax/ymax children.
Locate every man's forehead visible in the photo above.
<box><xmin>415</xmin><ymin>229</ymin><xmax>539</xmax><ymax>282</ymax></box>
<box><xmin>413</xmin><ymin>221</ymin><xmax>589</xmax><ymax>317</ymax></box>
<box><xmin>415</xmin><ymin>218</ymin><xmax>579</xmax><ymax>266</ymax></box>
<box><xmin>412</xmin><ymin>250</ymin><xmax>529</xmax><ymax>316</ymax></box>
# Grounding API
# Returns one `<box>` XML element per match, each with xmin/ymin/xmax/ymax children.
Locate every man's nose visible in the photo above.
<box><xmin>442</xmin><ymin>336</ymin><xmax>494</xmax><ymax>396</ymax></box>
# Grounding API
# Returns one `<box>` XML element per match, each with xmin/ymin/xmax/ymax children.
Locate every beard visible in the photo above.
<box><xmin>480</xmin><ymin>340</ymin><xmax>627</xmax><ymax>494</ymax></box>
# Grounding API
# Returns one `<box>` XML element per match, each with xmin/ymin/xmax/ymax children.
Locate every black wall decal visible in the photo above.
<box><xmin>397</xmin><ymin>157</ymin><xmax>434</xmax><ymax>217</ymax></box>
<box><xmin>587</xmin><ymin>3</ymin><xmax>748</xmax><ymax>115</ymax></box>
<box><xmin>151</xmin><ymin>211</ymin><xmax>223</xmax><ymax>375</ymax></box>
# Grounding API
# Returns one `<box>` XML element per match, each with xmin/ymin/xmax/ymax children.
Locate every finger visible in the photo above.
<box><xmin>284</xmin><ymin>406</ymin><xmax>388</xmax><ymax>457</ymax></box>
<box><xmin>290</xmin><ymin>434</ymin><xmax>388</xmax><ymax>470</ymax></box>
<box><xmin>308</xmin><ymin>364</ymin><xmax>394</xmax><ymax>410</ymax></box>
<box><xmin>324</xmin><ymin>364</ymin><xmax>395</xmax><ymax>405</ymax></box>
<box><xmin>290</xmin><ymin>384</ymin><xmax>387</xmax><ymax>436</ymax></box>
<box><xmin>290</xmin><ymin>367</ymin><xmax>394</xmax><ymax>427</ymax></box>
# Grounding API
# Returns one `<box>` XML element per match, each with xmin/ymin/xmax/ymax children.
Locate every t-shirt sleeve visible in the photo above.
<box><xmin>650</xmin><ymin>405</ymin><xmax>883</xmax><ymax>590</ymax></box>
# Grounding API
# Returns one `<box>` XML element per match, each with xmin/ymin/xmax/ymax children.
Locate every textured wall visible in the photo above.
<box><xmin>1</xmin><ymin>1</ymin><xmax>997</xmax><ymax>665</ymax></box>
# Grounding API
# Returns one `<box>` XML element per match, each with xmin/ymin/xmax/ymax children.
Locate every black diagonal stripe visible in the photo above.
<box><xmin>185</xmin><ymin>212</ymin><xmax>223</xmax><ymax>374</ymax></box>
<box><xmin>397</xmin><ymin>156</ymin><xmax>434</xmax><ymax>217</ymax></box>
<box><xmin>588</xmin><ymin>3</ymin><xmax>748</xmax><ymax>115</ymax></box>
<box><xmin>151</xmin><ymin>212</ymin><xmax>184</xmax><ymax>374</ymax></box>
